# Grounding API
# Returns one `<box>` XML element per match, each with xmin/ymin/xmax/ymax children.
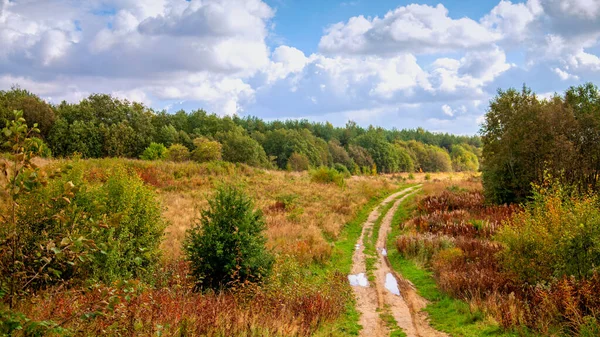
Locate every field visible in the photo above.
<box><xmin>3</xmin><ymin>154</ymin><xmax>599</xmax><ymax>337</ymax></box>
<box><xmin>2</xmin><ymin>158</ymin><xmax>408</xmax><ymax>336</ymax></box>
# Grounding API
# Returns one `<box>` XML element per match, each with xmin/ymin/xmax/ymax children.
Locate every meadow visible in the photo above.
<box><xmin>1</xmin><ymin>155</ymin><xmax>408</xmax><ymax>336</ymax></box>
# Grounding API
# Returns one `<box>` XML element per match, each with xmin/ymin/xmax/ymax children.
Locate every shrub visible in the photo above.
<box><xmin>165</xmin><ymin>143</ymin><xmax>190</xmax><ymax>162</ymax></box>
<box><xmin>497</xmin><ymin>179</ymin><xmax>600</xmax><ymax>284</ymax></box>
<box><xmin>191</xmin><ymin>137</ymin><xmax>222</xmax><ymax>163</ymax></box>
<box><xmin>140</xmin><ymin>142</ymin><xmax>167</xmax><ymax>160</ymax></box>
<box><xmin>333</xmin><ymin>163</ymin><xmax>351</xmax><ymax>177</ymax></box>
<box><xmin>1</xmin><ymin>111</ymin><xmax>93</xmax><ymax>306</ymax></box>
<box><xmin>15</xmin><ymin>164</ymin><xmax>167</xmax><ymax>284</ymax></box>
<box><xmin>184</xmin><ymin>185</ymin><xmax>273</xmax><ymax>290</ymax></box>
<box><xmin>81</xmin><ymin>168</ymin><xmax>167</xmax><ymax>282</ymax></box>
<box><xmin>310</xmin><ymin>166</ymin><xmax>345</xmax><ymax>187</ymax></box>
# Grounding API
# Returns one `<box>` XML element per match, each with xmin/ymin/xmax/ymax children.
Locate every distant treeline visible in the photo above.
<box><xmin>0</xmin><ymin>87</ymin><xmax>481</xmax><ymax>174</ymax></box>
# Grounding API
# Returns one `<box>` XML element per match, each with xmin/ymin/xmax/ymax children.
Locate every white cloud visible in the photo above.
<box><xmin>442</xmin><ymin>104</ymin><xmax>454</xmax><ymax>117</ymax></box>
<box><xmin>553</xmin><ymin>67</ymin><xmax>579</xmax><ymax>80</ymax></box>
<box><xmin>481</xmin><ymin>0</ymin><xmax>543</xmax><ymax>41</ymax></box>
<box><xmin>319</xmin><ymin>4</ymin><xmax>500</xmax><ymax>55</ymax></box>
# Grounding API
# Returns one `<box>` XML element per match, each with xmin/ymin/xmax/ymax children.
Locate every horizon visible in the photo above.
<box><xmin>1</xmin><ymin>0</ymin><xmax>600</xmax><ymax>135</ymax></box>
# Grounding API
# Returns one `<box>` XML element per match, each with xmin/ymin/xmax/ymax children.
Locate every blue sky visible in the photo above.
<box><xmin>1</xmin><ymin>0</ymin><xmax>600</xmax><ymax>135</ymax></box>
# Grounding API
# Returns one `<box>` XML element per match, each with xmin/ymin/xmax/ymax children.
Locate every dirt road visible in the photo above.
<box><xmin>349</xmin><ymin>186</ymin><xmax>447</xmax><ymax>337</ymax></box>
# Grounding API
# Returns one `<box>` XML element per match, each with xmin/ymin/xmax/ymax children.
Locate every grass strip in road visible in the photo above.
<box><xmin>387</xmin><ymin>194</ymin><xmax>527</xmax><ymax>337</ymax></box>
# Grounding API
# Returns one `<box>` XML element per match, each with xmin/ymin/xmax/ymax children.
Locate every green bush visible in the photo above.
<box><xmin>165</xmin><ymin>143</ymin><xmax>190</xmax><ymax>162</ymax></box>
<box><xmin>16</xmin><ymin>164</ymin><xmax>167</xmax><ymax>284</ymax></box>
<box><xmin>81</xmin><ymin>168</ymin><xmax>167</xmax><ymax>282</ymax></box>
<box><xmin>333</xmin><ymin>163</ymin><xmax>351</xmax><ymax>177</ymax></box>
<box><xmin>183</xmin><ymin>185</ymin><xmax>273</xmax><ymax>290</ymax></box>
<box><xmin>140</xmin><ymin>142</ymin><xmax>167</xmax><ymax>160</ymax></box>
<box><xmin>191</xmin><ymin>137</ymin><xmax>222</xmax><ymax>163</ymax></box>
<box><xmin>310</xmin><ymin>166</ymin><xmax>345</xmax><ymax>187</ymax></box>
<box><xmin>497</xmin><ymin>179</ymin><xmax>600</xmax><ymax>284</ymax></box>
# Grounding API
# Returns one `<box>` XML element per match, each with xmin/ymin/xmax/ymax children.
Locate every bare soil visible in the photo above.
<box><xmin>351</xmin><ymin>186</ymin><xmax>448</xmax><ymax>337</ymax></box>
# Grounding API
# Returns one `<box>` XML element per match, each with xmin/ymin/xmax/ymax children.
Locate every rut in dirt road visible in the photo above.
<box><xmin>349</xmin><ymin>185</ymin><xmax>447</xmax><ymax>337</ymax></box>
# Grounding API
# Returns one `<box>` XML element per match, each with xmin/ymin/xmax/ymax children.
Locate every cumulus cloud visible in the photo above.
<box><xmin>0</xmin><ymin>0</ymin><xmax>273</xmax><ymax>115</ymax></box>
<box><xmin>319</xmin><ymin>4</ymin><xmax>500</xmax><ymax>55</ymax></box>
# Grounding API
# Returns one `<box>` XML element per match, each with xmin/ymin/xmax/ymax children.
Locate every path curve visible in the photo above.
<box><xmin>350</xmin><ymin>185</ymin><xmax>448</xmax><ymax>337</ymax></box>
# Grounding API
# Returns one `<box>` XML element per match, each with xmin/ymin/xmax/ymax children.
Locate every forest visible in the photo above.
<box><xmin>0</xmin><ymin>82</ymin><xmax>599</xmax><ymax>337</ymax></box>
<box><xmin>0</xmin><ymin>87</ymin><xmax>481</xmax><ymax>175</ymax></box>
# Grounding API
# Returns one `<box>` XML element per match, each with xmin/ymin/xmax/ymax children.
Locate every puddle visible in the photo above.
<box><xmin>348</xmin><ymin>273</ymin><xmax>369</xmax><ymax>287</ymax></box>
<box><xmin>385</xmin><ymin>273</ymin><xmax>400</xmax><ymax>296</ymax></box>
<box><xmin>380</xmin><ymin>248</ymin><xmax>387</xmax><ymax>256</ymax></box>
<box><xmin>355</xmin><ymin>244</ymin><xmax>361</xmax><ymax>250</ymax></box>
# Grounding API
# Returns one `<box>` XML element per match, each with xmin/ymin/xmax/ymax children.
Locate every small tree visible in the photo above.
<box><xmin>140</xmin><ymin>142</ymin><xmax>167</xmax><ymax>160</ymax></box>
<box><xmin>191</xmin><ymin>137</ymin><xmax>222</xmax><ymax>163</ymax></box>
<box><xmin>286</xmin><ymin>152</ymin><xmax>309</xmax><ymax>171</ymax></box>
<box><xmin>183</xmin><ymin>185</ymin><xmax>273</xmax><ymax>290</ymax></box>
<box><xmin>165</xmin><ymin>143</ymin><xmax>190</xmax><ymax>162</ymax></box>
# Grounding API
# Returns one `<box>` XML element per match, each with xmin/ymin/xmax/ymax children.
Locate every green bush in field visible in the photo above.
<box><xmin>81</xmin><ymin>168</ymin><xmax>167</xmax><ymax>282</ymax></box>
<box><xmin>16</xmin><ymin>164</ymin><xmax>167</xmax><ymax>284</ymax></box>
<box><xmin>191</xmin><ymin>137</ymin><xmax>222</xmax><ymax>163</ymax></box>
<box><xmin>184</xmin><ymin>185</ymin><xmax>273</xmax><ymax>290</ymax></box>
<box><xmin>497</xmin><ymin>179</ymin><xmax>600</xmax><ymax>284</ymax></box>
<box><xmin>310</xmin><ymin>166</ymin><xmax>345</xmax><ymax>187</ymax></box>
<box><xmin>140</xmin><ymin>142</ymin><xmax>167</xmax><ymax>160</ymax></box>
<box><xmin>333</xmin><ymin>163</ymin><xmax>351</xmax><ymax>177</ymax></box>
<box><xmin>165</xmin><ymin>143</ymin><xmax>190</xmax><ymax>162</ymax></box>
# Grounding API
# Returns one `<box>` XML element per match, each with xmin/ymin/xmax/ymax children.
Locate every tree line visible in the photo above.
<box><xmin>481</xmin><ymin>83</ymin><xmax>600</xmax><ymax>203</ymax></box>
<box><xmin>0</xmin><ymin>87</ymin><xmax>481</xmax><ymax>174</ymax></box>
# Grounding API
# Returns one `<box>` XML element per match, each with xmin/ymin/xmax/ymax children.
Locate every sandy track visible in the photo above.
<box><xmin>350</xmin><ymin>185</ymin><xmax>447</xmax><ymax>337</ymax></box>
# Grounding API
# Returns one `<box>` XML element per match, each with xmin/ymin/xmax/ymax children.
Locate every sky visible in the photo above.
<box><xmin>1</xmin><ymin>0</ymin><xmax>600</xmax><ymax>135</ymax></box>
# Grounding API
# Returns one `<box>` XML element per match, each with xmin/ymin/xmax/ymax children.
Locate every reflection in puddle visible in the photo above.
<box><xmin>348</xmin><ymin>273</ymin><xmax>369</xmax><ymax>287</ymax></box>
<box><xmin>385</xmin><ymin>273</ymin><xmax>400</xmax><ymax>296</ymax></box>
<box><xmin>380</xmin><ymin>248</ymin><xmax>387</xmax><ymax>256</ymax></box>
<box><xmin>355</xmin><ymin>244</ymin><xmax>361</xmax><ymax>250</ymax></box>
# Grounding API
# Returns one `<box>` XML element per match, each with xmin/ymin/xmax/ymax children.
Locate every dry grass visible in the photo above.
<box><xmin>142</xmin><ymin>162</ymin><xmax>397</xmax><ymax>264</ymax></box>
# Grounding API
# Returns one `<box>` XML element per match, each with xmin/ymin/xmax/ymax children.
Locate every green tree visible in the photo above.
<box><xmin>191</xmin><ymin>137</ymin><xmax>222</xmax><ymax>163</ymax></box>
<box><xmin>140</xmin><ymin>142</ymin><xmax>167</xmax><ymax>160</ymax></box>
<box><xmin>0</xmin><ymin>87</ymin><xmax>55</xmax><ymax>139</ymax></box>
<box><xmin>183</xmin><ymin>185</ymin><xmax>273</xmax><ymax>290</ymax></box>
<box><xmin>450</xmin><ymin>144</ymin><xmax>479</xmax><ymax>172</ymax></box>
<box><xmin>286</xmin><ymin>152</ymin><xmax>310</xmax><ymax>171</ymax></box>
<box><xmin>262</xmin><ymin>129</ymin><xmax>328</xmax><ymax>169</ymax></box>
<box><xmin>166</xmin><ymin>143</ymin><xmax>190</xmax><ymax>162</ymax></box>
<box><xmin>216</xmin><ymin>130</ymin><xmax>269</xmax><ymax>167</ymax></box>
<box><xmin>328</xmin><ymin>140</ymin><xmax>354</xmax><ymax>168</ymax></box>
<box><xmin>354</xmin><ymin>130</ymin><xmax>401</xmax><ymax>173</ymax></box>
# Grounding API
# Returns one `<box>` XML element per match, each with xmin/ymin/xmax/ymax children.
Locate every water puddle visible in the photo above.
<box><xmin>355</xmin><ymin>244</ymin><xmax>361</xmax><ymax>250</ymax></box>
<box><xmin>380</xmin><ymin>248</ymin><xmax>387</xmax><ymax>256</ymax></box>
<box><xmin>348</xmin><ymin>273</ymin><xmax>369</xmax><ymax>287</ymax></box>
<box><xmin>385</xmin><ymin>273</ymin><xmax>400</xmax><ymax>296</ymax></box>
